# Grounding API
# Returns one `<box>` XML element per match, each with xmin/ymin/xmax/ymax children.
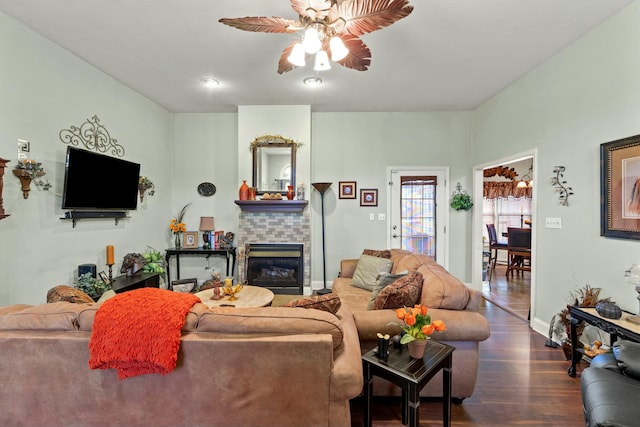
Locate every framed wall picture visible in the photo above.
<box><xmin>339</xmin><ymin>181</ymin><xmax>357</xmax><ymax>199</ymax></box>
<box><xmin>98</xmin><ymin>271</ymin><xmax>110</xmax><ymax>284</ymax></box>
<box><xmin>183</xmin><ymin>231</ymin><xmax>199</xmax><ymax>248</ymax></box>
<box><xmin>360</xmin><ymin>189</ymin><xmax>378</xmax><ymax>207</ymax></box>
<box><xmin>601</xmin><ymin>134</ymin><xmax>640</xmax><ymax>239</ymax></box>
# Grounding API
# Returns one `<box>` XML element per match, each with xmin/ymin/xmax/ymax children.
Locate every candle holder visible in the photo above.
<box><xmin>107</xmin><ymin>264</ymin><xmax>114</xmax><ymax>281</ymax></box>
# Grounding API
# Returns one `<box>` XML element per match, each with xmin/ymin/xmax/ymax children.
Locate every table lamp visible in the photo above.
<box><xmin>312</xmin><ymin>182</ymin><xmax>332</xmax><ymax>295</ymax></box>
<box><xmin>199</xmin><ymin>216</ymin><xmax>215</xmax><ymax>249</ymax></box>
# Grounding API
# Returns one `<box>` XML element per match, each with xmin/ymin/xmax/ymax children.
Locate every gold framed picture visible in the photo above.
<box><xmin>339</xmin><ymin>181</ymin><xmax>357</xmax><ymax>199</ymax></box>
<box><xmin>183</xmin><ymin>231</ymin><xmax>199</xmax><ymax>248</ymax></box>
<box><xmin>601</xmin><ymin>134</ymin><xmax>640</xmax><ymax>239</ymax></box>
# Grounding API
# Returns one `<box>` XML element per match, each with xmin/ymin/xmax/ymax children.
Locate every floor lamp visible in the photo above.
<box><xmin>312</xmin><ymin>182</ymin><xmax>332</xmax><ymax>295</ymax></box>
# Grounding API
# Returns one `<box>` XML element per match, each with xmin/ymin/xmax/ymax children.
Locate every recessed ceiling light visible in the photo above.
<box><xmin>303</xmin><ymin>77</ymin><xmax>323</xmax><ymax>87</ymax></box>
<box><xmin>201</xmin><ymin>78</ymin><xmax>220</xmax><ymax>88</ymax></box>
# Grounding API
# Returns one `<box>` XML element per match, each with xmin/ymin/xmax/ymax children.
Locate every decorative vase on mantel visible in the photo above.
<box><xmin>286</xmin><ymin>185</ymin><xmax>295</xmax><ymax>200</ymax></box>
<box><xmin>407</xmin><ymin>339</ymin><xmax>428</xmax><ymax>359</ymax></box>
<box><xmin>174</xmin><ymin>232</ymin><xmax>182</xmax><ymax>249</ymax></box>
<box><xmin>239</xmin><ymin>180</ymin><xmax>249</xmax><ymax>200</ymax></box>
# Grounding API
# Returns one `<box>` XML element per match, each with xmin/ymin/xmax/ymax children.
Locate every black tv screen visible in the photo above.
<box><xmin>62</xmin><ymin>147</ymin><xmax>140</xmax><ymax>211</ymax></box>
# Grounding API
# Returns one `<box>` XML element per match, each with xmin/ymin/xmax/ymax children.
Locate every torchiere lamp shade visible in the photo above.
<box><xmin>312</xmin><ymin>182</ymin><xmax>332</xmax><ymax>194</ymax></box>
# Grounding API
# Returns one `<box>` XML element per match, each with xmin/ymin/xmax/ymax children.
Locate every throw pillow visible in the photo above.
<box><xmin>372</xmin><ymin>271</ymin><xmax>423</xmax><ymax>310</ymax></box>
<box><xmin>283</xmin><ymin>293</ymin><xmax>341</xmax><ymax>314</ymax></box>
<box><xmin>351</xmin><ymin>254</ymin><xmax>393</xmax><ymax>292</ymax></box>
<box><xmin>362</xmin><ymin>249</ymin><xmax>392</xmax><ymax>259</ymax></box>
<box><xmin>366</xmin><ymin>270</ymin><xmax>409</xmax><ymax>310</ymax></box>
<box><xmin>46</xmin><ymin>285</ymin><xmax>94</xmax><ymax>304</ymax></box>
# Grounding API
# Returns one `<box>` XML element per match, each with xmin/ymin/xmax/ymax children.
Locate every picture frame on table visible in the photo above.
<box><xmin>601</xmin><ymin>134</ymin><xmax>640</xmax><ymax>240</ymax></box>
<box><xmin>171</xmin><ymin>277</ymin><xmax>198</xmax><ymax>293</ymax></box>
<box><xmin>98</xmin><ymin>271</ymin><xmax>110</xmax><ymax>284</ymax></box>
<box><xmin>339</xmin><ymin>181</ymin><xmax>357</xmax><ymax>199</ymax></box>
<box><xmin>183</xmin><ymin>231</ymin><xmax>198</xmax><ymax>248</ymax></box>
<box><xmin>360</xmin><ymin>189</ymin><xmax>378</xmax><ymax>207</ymax></box>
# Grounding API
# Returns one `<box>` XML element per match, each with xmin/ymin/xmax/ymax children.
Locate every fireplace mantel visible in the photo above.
<box><xmin>235</xmin><ymin>200</ymin><xmax>308</xmax><ymax>213</ymax></box>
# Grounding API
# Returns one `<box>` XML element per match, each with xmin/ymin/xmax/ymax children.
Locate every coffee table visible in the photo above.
<box><xmin>194</xmin><ymin>285</ymin><xmax>274</xmax><ymax>308</ymax></box>
<box><xmin>362</xmin><ymin>340</ymin><xmax>454</xmax><ymax>427</ymax></box>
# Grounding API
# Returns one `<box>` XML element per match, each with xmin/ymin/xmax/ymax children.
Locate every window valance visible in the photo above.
<box><xmin>483</xmin><ymin>181</ymin><xmax>531</xmax><ymax>199</ymax></box>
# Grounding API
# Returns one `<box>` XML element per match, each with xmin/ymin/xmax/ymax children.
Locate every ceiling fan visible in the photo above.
<box><xmin>219</xmin><ymin>0</ymin><xmax>414</xmax><ymax>74</ymax></box>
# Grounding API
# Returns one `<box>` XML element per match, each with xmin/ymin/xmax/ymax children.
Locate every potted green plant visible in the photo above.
<box><xmin>450</xmin><ymin>183</ymin><xmax>473</xmax><ymax>211</ymax></box>
<box><xmin>74</xmin><ymin>272</ymin><xmax>112</xmax><ymax>300</ymax></box>
<box><xmin>142</xmin><ymin>246</ymin><xmax>166</xmax><ymax>276</ymax></box>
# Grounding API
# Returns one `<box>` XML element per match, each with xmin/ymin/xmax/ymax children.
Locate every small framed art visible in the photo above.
<box><xmin>98</xmin><ymin>271</ymin><xmax>110</xmax><ymax>284</ymax></box>
<box><xmin>183</xmin><ymin>231</ymin><xmax>199</xmax><ymax>248</ymax></box>
<box><xmin>339</xmin><ymin>181</ymin><xmax>357</xmax><ymax>199</ymax></box>
<box><xmin>360</xmin><ymin>189</ymin><xmax>378</xmax><ymax>207</ymax></box>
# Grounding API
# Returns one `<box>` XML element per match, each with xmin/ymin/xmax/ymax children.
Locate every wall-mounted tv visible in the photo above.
<box><xmin>62</xmin><ymin>146</ymin><xmax>140</xmax><ymax>211</ymax></box>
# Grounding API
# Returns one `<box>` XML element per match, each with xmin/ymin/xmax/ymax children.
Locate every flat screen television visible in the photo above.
<box><xmin>62</xmin><ymin>146</ymin><xmax>141</xmax><ymax>211</ymax></box>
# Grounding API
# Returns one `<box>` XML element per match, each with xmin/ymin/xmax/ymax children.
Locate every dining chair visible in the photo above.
<box><xmin>486</xmin><ymin>223</ymin><xmax>508</xmax><ymax>283</ymax></box>
<box><xmin>506</xmin><ymin>227</ymin><xmax>532</xmax><ymax>277</ymax></box>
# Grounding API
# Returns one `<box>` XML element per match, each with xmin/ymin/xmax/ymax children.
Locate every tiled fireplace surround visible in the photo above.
<box><xmin>237</xmin><ymin>211</ymin><xmax>311</xmax><ymax>294</ymax></box>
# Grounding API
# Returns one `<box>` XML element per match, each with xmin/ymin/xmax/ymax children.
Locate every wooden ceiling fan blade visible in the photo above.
<box><xmin>278</xmin><ymin>41</ymin><xmax>299</xmax><ymax>74</ymax></box>
<box><xmin>336</xmin><ymin>34</ymin><xmax>371</xmax><ymax>71</ymax></box>
<box><xmin>290</xmin><ymin>0</ymin><xmax>333</xmax><ymax>20</ymax></box>
<box><xmin>219</xmin><ymin>16</ymin><xmax>301</xmax><ymax>34</ymax></box>
<box><xmin>336</xmin><ymin>0</ymin><xmax>413</xmax><ymax>36</ymax></box>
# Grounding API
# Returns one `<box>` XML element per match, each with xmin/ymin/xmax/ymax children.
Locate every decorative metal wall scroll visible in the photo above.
<box><xmin>550</xmin><ymin>166</ymin><xmax>573</xmax><ymax>206</ymax></box>
<box><xmin>59</xmin><ymin>115</ymin><xmax>125</xmax><ymax>157</ymax></box>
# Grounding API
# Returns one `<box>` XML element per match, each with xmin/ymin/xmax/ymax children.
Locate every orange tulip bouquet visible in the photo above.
<box><xmin>394</xmin><ymin>304</ymin><xmax>446</xmax><ymax>345</ymax></box>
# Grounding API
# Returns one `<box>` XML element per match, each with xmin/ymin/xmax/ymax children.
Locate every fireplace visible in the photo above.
<box><xmin>245</xmin><ymin>243</ymin><xmax>304</xmax><ymax>294</ymax></box>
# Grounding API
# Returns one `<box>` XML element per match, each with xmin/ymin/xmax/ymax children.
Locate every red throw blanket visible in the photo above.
<box><xmin>88</xmin><ymin>288</ymin><xmax>200</xmax><ymax>379</ymax></box>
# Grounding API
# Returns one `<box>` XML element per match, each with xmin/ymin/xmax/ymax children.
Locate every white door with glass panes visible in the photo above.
<box><xmin>388</xmin><ymin>168</ymin><xmax>448</xmax><ymax>268</ymax></box>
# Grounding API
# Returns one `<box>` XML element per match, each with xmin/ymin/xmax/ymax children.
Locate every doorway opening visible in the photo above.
<box><xmin>472</xmin><ymin>153</ymin><xmax>536</xmax><ymax>322</ymax></box>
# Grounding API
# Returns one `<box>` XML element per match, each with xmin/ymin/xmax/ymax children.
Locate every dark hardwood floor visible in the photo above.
<box><xmin>482</xmin><ymin>263</ymin><xmax>531</xmax><ymax>321</ymax></box>
<box><xmin>350</xmin><ymin>270</ymin><xmax>586</xmax><ymax>427</ymax></box>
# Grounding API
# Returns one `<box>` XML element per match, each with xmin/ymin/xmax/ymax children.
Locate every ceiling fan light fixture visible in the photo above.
<box><xmin>329</xmin><ymin>36</ymin><xmax>349</xmax><ymax>61</ymax></box>
<box><xmin>303</xmin><ymin>76</ymin><xmax>323</xmax><ymax>87</ymax></box>
<box><xmin>314</xmin><ymin>50</ymin><xmax>331</xmax><ymax>71</ymax></box>
<box><xmin>201</xmin><ymin>78</ymin><xmax>219</xmax><ymax>88</ymax></box>
<box><xmin>288</xmin><ymin>43</ymin><xmax>306</xmax><ymax>67</ymax></box>
<box><xmin>302</xmin><ymin>27</ymin><xmax>322</xmax><ymax>54</ymax></box>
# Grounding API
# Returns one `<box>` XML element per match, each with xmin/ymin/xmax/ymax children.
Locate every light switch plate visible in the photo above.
<box><xmin>545</xmin><ymin>217</ymin><xmax>562</xmax><ymax>229</ymax></box>
<box><xmin>369</xmin><ymin>213</ymin><xmax>375</xmax><ymax>221</ymax></box>
<box><xmin>378</xmin><ymin>213</ymin><xmax>386</xmax><ymax>221</ymax></box>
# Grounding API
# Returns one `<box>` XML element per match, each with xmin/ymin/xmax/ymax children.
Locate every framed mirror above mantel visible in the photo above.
<box><xmin>251</xmin><ymin>135</ymin><xmax>299</xmax><ymax>196</ymax></box>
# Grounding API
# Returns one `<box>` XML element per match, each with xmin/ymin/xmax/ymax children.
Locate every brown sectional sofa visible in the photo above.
<box><xmin>331</xmin><ymin>249</ymin><xmax>491</xmax><ymax>401</ymax></box>
<box><xmin>0</xmin><ymin>300</ymin><xmax>363</xmax><ymax>427</ymax></box>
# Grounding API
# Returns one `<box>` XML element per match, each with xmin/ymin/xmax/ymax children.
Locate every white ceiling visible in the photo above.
<box><xmin>0</xmin><ymin>0</ymin><xmax>633</xmax><ymax>113</ymax></box>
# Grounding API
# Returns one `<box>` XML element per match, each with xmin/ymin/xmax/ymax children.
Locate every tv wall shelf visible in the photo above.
<box><xmin>61</xmin><ymin>211</ymin><xmax>128</xmax><ymax>228</ymax></box>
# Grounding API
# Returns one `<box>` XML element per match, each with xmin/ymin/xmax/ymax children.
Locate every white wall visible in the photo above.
<box><xmin>311</xmin><ymin>112</ymin><xmax>474</xmax><ymax>282</ymax></box>
<box><xmin>0</xmin><ymin>12</ymin><xmax>172</xmax><ymax>305</ymax></box>
<box><xmin>473</xmin><ymin>2</ymin><xmax>640</xmax><ymax>333</ymax></box>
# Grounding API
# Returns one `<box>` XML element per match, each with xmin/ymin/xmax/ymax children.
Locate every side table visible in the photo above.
<box><xmin>362</xmin><ymin>340</ymin><xmax>454</xmax><ymax>427</ymax></box>
<box><xmin>165</xmin><ymin>247</ymin><xmax>236</xmax><ymax>286</ymax></box>
<box><xmin>110</xmin><ymin>272</ymin><xmax>161</xmax><ymax>294</ymax></box>
<box><xmin>568</xmin><ymin>305</ymin><xmax>640</xmax><ymax>377</ymax></box>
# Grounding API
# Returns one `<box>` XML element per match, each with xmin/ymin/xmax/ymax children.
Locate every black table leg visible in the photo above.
<box><xmin>407</xmin><ymin>383</ymin><xmax>420</xmax><ymax>427</ymax></box>
<box><xmin>443</xmin><ymin>360</ymin><xmax>452</xmax><ymax>427</ymax></box>
<box><xmin>363</xmin><ymin>362</ymin><xmax>373</xmax><ymax>427</ymax></box>
<box><xmin>568</xmin><ymin>317</ymin><xmax>579</xmax><ymax>377</ymax></box>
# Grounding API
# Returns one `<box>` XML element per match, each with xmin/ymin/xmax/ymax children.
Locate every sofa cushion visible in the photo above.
<box><xmin>283</xmin><ymin>293</ymin><xmax>341</xmax><ymax>314</ymax></box>
<box><xmin>417</xmin><ymin>263</ymin><xmax>470</xmax><ymax>310</ymax></box>
<box><xmin>613</xmin><ymin>340</ymin><xmax>640</xmax><ymax>381</ymax></box>
<box><xmin>351</xmin><ymin>254</ymin><xmax>393</xmax><ymax>292</ymax></box>
<box><xmin>0</xmin><ymin>302</ymin><xmax>87</xmax><ymax>331</ymax></box>
<box><xmin>389</xmin><ymin>249</ymin><xmax>413</xmax><ymax>274</ymax></box>
<box><xmin>366</xmin><ymin>270</ymin><xmax>409</xmax><ymax>310</ymax></box>
<box><xmin>372</xmin><ymin>271</ymin><xmax>423</xmax><ymax>310</ymax></box>
<box><xmin>362</xmin><ymin>249</ymin><xmax>392</xmax><ymax>259</ymax></box>
<box><xmin>46</xmin><ymin>285</ymin><xmax>95</xmax><ymax>304</ymax></box>
<box><xmin>197</xmin><ymin>307</ymin><xmax>344</xmax><ymax>348</ymax></box>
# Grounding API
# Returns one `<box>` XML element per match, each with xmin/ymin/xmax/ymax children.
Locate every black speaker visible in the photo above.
<box><xmin>78</xmin><ymin>264</ymin><xmax>97</xmax><ymax>278</ymax></box>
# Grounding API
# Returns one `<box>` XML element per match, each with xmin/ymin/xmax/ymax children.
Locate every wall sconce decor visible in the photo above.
<box><xmin>13</xmin><ymin>159</ymin><xmax>49</xmax><ymax>199</ymax></box>
<box><xmin>550</xmin><ymin>166</ymin><xmax>573</xmax><ymax>206</ymax></box>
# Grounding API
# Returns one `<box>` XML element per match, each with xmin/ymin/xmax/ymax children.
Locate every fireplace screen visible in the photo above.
<box><xmin>245</xmin><ymin>243</ymin><xmax>303</xmax><ymax>294</ymax></box>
